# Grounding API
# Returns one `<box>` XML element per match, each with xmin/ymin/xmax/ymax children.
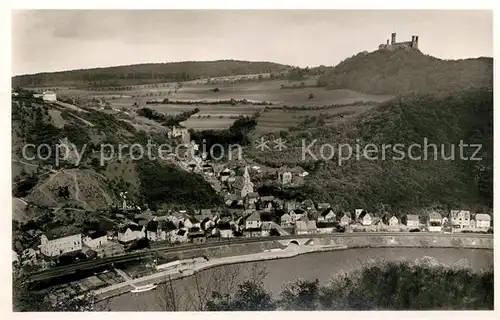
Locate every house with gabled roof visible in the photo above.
<box><xmin>450</xmin><ymin>210</ymin><xmax>471</xmax><ymax>229</ymax></box>
<box><xmin>358</xmin><ymin>211</ymin><xmax>372</xmax><ymax>226</ymax></box>
<box><xmin>216</xmin><ymin>222</ymin><xmax>233</xmax><ymax>238</ymax></box>
<box><xmin>340</xmin><ymin>212</ymin><xmax>352</xmax><ymax>226</ymax></box>
<box><xmin>118</xmin><ymin>225</ymin><xmax>145</xmax><ymax>244</ymax></box>
<box><xmin>318</xmin><ymin>208</ymin><xmax>336</xmax><ymax>222</ymax></box>
<box><xmin>295</xmin><ymin>220</ymin><xmax>317</xmax><ymax>235</ymax></box>
<box><xmin>280</xmin><ymin>213</ymin><xmax>292</xmax><ymax>227</ymax></box>
<box><xmin>245</xmin><ymin>212</ymin><xmax>261</xmax><ymax>229</ymax></box>
<box><xmin>475</xmin><ymin>213</ymin><xmax>491</xmax><ymax>231</ymax></box>
<box><xmin>170</xmin><ymin>229</ymin><xmax>188</xmax><ymax>244</ymax></box>
<box><xmin>246</xmin><ymin>192</ymin><xmax>260</xmax><ymax>205</ymax></box>
<box><xmin>83</xmin><ymin>230</ymin><xmax>107</xmax><ymax>250</ymax></box>
<box><xmin>428</xmin><ymin>212</ymin><xmax>442</xmax><ymax>232</ymax></box>
<box><xmin>406</xmin><ymin>214</ymin><xmax>420</xmax><ymax>228</ymax></box>
<box><xmin>388</xmin><ymin>216</ymin><xmax>399</xmax><ymax>227</ymax></box>
<box><xmin>183</xmin><ymin>216</ymin><xmax>201</xmax><ymax>229</ymax></box>
<box><xmin>289</xmin><ymin>208</ymin><xmax>306</xmax><ymax>222</ymax></box>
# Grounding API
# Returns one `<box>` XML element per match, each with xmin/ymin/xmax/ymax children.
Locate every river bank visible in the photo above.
<box><xmin>106</xmin><ymin>246</ymin><xmax>493</xmax><ymax>311</ymax></box>
<box><xmin>95</xmin><ymin>243</ymin><xmax>347</xmax><ymax>300</ymax></box>
<box><xmin>95</xmin><ymin>234</ymin><xmax>493</xmax><ymax>302</ymax></box>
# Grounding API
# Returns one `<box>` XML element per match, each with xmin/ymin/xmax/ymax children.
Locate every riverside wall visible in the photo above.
<box><xmin>304</xmin><ymin>234</ymin><xmax>493</xmax><ymax>249</ymax></box>
<box><xmin>95</xmin><ymin>234</ymin><xmax>492</xmax><ymax>301</ymax></box>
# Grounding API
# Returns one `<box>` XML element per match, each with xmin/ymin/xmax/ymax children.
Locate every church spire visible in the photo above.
<box><xmin>243</xmin><ymin>165</ymin><xmax>250</xmax><ymax>180</ymax></box>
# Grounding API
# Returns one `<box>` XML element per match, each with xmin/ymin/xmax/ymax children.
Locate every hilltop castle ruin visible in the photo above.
<box><xmin>379</xmin><ymin>33</ymin><xmax>419</xmax><ymax>51</ymax></box>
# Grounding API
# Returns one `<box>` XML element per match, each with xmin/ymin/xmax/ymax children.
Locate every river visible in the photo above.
<box><xmin>105</xmin><ymin>247</ymin><xmax>493</xmax><ymax>311</ymax></box>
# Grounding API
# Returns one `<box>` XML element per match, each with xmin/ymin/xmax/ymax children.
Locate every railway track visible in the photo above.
<box><xmin>26</xmin><ymin>232</ymin><xmax>492</xmax><ymax>283</ymax></box>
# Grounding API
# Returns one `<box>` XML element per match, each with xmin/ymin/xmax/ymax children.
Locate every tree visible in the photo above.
<box><xmin>156</xmin><ymin>263</ymin><xmax>267</xmax><ymax>311</ymax></box>
<box><xmin>206</xmin><ymin>281</ymin><xmax>275</xmax><ymax>311</ymax></box>
<box><xmin>279</xmin><ymin>279</ymin><xmax>320</xmax><ymax>310</ymax></box>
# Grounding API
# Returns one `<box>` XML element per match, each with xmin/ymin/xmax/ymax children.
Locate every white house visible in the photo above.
<box><xmin>280</xmin><ymin>213</ymin><xmax>292</xmax><ymax>227</ymax></box>
<box><xmin>82</xmin><ymin>231</ymin><xmax>108</xmax><ymax>249</ymax></box>
<box><xmin>406</xmin><ymin>215</ymin><xmax>420</xmax><ymax>228</ymax></box>
<box><xmin>475</xmin><ymin>214</ymin><xmax>491</xmax><ymax>231</ymax></box>
<box><xmin>245</xmin><ymin>212</ymin><xmax>261</xmax><ymax>229</ymax></box>
<box><xmin>170</xmin><ymin>229</ymin><xmax>189</xmax><ymax>243</ymax></box>
<box><xmin>289</xmin><ymin>209</ymin><xmax>306</xmax><ymax>222</ymax></box>
<box><xmin>450</xmin><ymin>210</ymin><xmax>471</xmax><ymax>229</ymax></box>
<box><xmin>358</xmin><ymin>212</ymin><xmax>372</xmax><ymax>226</ymax></box>
<box><xmin>428</xmin><ymin>212</ymin><xmax>442</xmax><ymax>232</ymax></box>
<box><xmin>42</xmin><ymin>91</ymin><xmax>57</xmax><ymax>102</ymax></box>
<box><xmin>340</xmin><ymin>213</ymin><xmax>351</xmax><ymax>226</ymax></box>
<box><xmin>318</xmin><ymin>208</ymin><xmax>336</xmax><ymax>222</ymax></box>
<box><xmin>295</xmin><ymin>221</ymin><xmax>317</xmax><ymax>235</ymax></box>
<box><xmin>217</xmin><ymin>223</ymin><xmax>234</xmax><ymax>238</ymax></box>
<box><xmin>117</xmin><ymin>225</ymin><xmax>145</xmax><ymax>243</ymax></box>
<box><xmin>388</xmin><ymin>216</ymin><xmax>399</xmax><ymax>227</ymax></box>
<box><xmin>40</xmin><ymin>233</ymin><xmax>82</xmax><ymax>257</ymax></box>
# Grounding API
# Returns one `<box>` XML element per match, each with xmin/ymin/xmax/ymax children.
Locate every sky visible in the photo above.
<box><xmin>11</xmin><ymin>10</ymin><xmax>493</xmax><ymax>76</ymax></box>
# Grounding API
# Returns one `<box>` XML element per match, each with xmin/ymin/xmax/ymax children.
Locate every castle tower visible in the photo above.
<box><xmin>391</xmin><ymin>32</ymin><xmax>396</xmax><ymax>45</ymax></box>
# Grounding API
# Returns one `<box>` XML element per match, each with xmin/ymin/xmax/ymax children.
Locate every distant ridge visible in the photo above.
<box><xmin>12</xmin><ymin>59</ymin><xmax>293</xmax><ymax>88</ymax></box>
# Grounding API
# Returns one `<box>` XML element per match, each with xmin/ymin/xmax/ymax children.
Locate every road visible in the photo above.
<box><xmin>26</xmin><ymin>232</ymin><xmax>492</xmax><ymax>283</ymax></box>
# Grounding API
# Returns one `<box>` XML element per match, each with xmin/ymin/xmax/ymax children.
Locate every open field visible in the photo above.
<box><xmin>44</xmin><ymin>79</ymin><xmax>391</xmax><ymax>107</ymax></box>
<box><xmin>172</xmin><ymin>81</ymin><xmax>391</xmax><ymax>106</ymax></box>
<box><xmin>255</xmin><ymin>104</ymin><xmax>376</xmax><ymax>134</ymax></box>
<box><xmin>28</xmin><ymin>79</ymin><xmax>391</xmax><ymax>132</ymax></box>
<box><xmin>180</xmin><ymin>104</ymin><xmax>264</xmax><ymax>130</ymax></box>
<box><xmin>180</xmin><ymin>118</ymin><xmax>236</xmax><ymax>130</ymax></box>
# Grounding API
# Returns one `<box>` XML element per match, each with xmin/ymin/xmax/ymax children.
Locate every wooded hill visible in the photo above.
<box><xmin>12</xmin><ymin>60</ymin><xmax>292</xmax><ymax>88</ymax></box>
<box><xmin>317</xmin><ymin>49</ymin><xmax>493</xmax><ymax>95</ymax></box>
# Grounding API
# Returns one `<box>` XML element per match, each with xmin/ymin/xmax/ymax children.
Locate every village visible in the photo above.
<box><xmin>10</xmin><ymin>90</ymin><xmax>494</xmax><ymax>273</ymax></box>
<box><xmin>13</xmin><ymin>126</ymin><xmax>494</xmax><ymax>271</ymax></box>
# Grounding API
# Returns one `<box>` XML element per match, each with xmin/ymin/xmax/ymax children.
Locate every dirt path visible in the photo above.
<box><xmin>66</xmin><ymin>112</ymin><xmax>95</xmax><ymax>127</ymax></box>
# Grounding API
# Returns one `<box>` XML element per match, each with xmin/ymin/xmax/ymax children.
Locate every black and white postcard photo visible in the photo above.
<box><xmin>9</xmin><ymin>7</ymin><xmax>494</xmax><ymax>315</ymax></box>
